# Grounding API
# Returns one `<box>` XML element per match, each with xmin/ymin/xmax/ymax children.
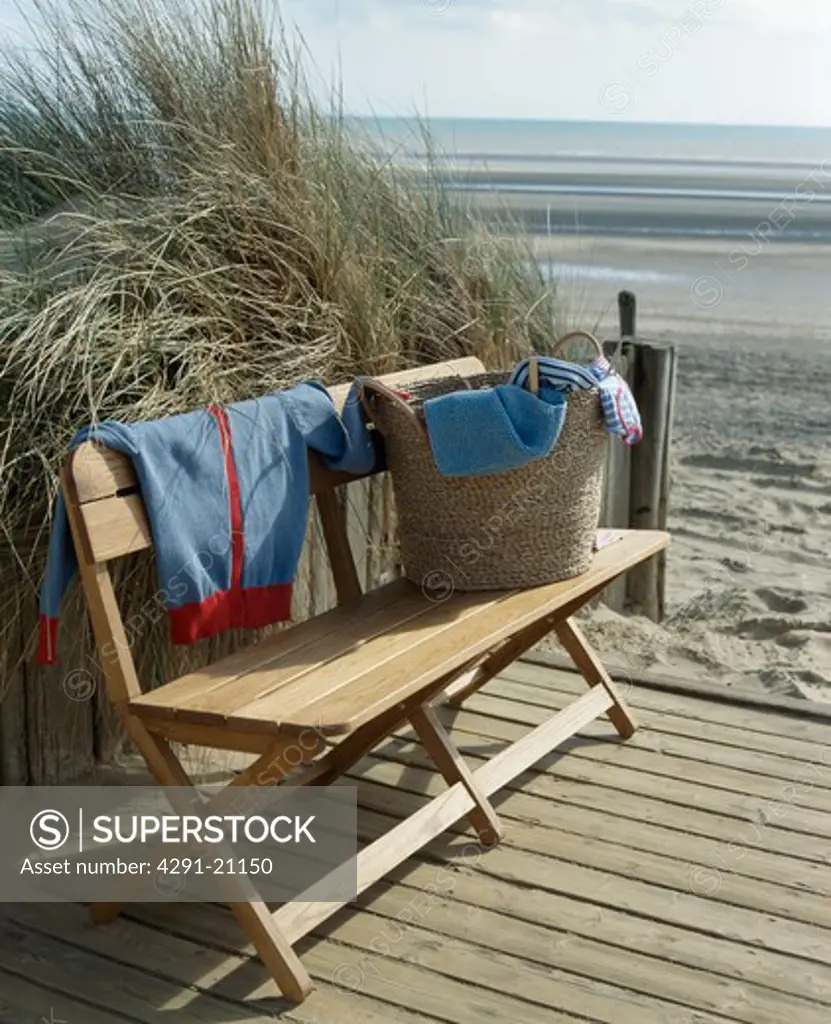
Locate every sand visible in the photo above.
<box><xmin>528</xmin><ymin>233</ymin><xmax>831</xmax><ymax>702</ymax></box>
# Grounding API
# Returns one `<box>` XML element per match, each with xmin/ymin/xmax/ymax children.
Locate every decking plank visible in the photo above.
<box><xmin>352</xmin><ymin>761</ymin><xmax>831</xmax><ymax>929</ymax></box>
<box><xmin>0</xmin><ymin>919</ymin><xmax>266</xmax><ymax>1024</ymax></box>
<box><xmin>8</xmin><ymin>664</ymin><xmax>831</xmax><ymax>1024</ymax></box>
<box><xmin>127</xmin><ymin>904</ymin><xmax>578</xmax><ymax>1024</ymax></box>
<box><xmin>5</xmin><ymin>904</ymin><xmax>435</xmax><ymax>1024</ymax></box>
<box><xmin>363</xmin><ymin>720</ymin><xmax>831</xmax><ymax>849</ymax></box>
<box><xmin>318</xmin><ymin>901</ymin><xmax>741</xmax><ymax>1024</ymax></box>
<box><xmin>489</xmin><ymin>670</ymin><xmax>831</xmax><ymax>766</ymax></box>
<box><xmin>453</xmin><ymin>687</ymin><xmax>831</xmax><ymax>791</ymax></box>
<box><xmin>437</xmin><ymin>693</ymin><xmax>831</xmax><ymax>809</ymax></box>
<box><xmin>531</xmin><ymin>650</ymin><xmax>831</xmax><ymax>722</ymax></box>
<box><xmin>0</xmin><ymin>968</ymin><xmax>135</xmax><ymax>1024</ymax></box>
<box><xmin>352</xmin><ymin>760</ymin><xmax>831</xmax><ymax>956</ymax></box>
<box><xmin>348</xmin><ymin>867</ymin><xmax>830</xmax><ymax>1024</ymax></box>
<box><xmin>366</xmin><ymin>761</ymin><xmax>831</xmax><ymax>895</ymax></box>
<box><xmin>505</xmin><ymin>660</ymin><xmax>831</xmax><ymax>747</ymax></box>
<box><xmin>528</xmin><ymin>755</ymin><xmax>831</xmax><ymax>838</ymax></box>
<box><xmin>335</xmin><ymin>829</ymin><xmax>831</xmax><ymax>1008</ymax></box>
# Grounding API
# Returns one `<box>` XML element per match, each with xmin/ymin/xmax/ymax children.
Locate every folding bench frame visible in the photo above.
<box><xmin>60</xmin><ymin>358</ymin><xmax>666</xmax><ymax>1004</ymax></box>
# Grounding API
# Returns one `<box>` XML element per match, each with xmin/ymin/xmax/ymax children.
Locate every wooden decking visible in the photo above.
<box><xmin>3</xmin><ymin>655</ymin><xmax>830</xmax><ymax>1023</ymax></box>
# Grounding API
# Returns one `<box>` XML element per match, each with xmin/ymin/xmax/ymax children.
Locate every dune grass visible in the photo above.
<box><xmin>0</xmin><ymin>0</ymin><xmax>562</xmax><ymax>754</ymax></box>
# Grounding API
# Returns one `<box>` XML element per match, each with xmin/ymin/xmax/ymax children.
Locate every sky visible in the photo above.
<box><xmin>2</xmin><ymin>0</ymin><xmax>831</xmax><ymax>127</ymax></box>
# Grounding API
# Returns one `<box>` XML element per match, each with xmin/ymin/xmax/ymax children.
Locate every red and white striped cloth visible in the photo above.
<box><xmin>509</xmin><ymin>354</ymin><xmax>643</xmax><ymax>446</ymax></box>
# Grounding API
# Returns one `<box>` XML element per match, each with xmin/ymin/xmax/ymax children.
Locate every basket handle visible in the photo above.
<box><xmin>527</xmin><ymin>357</ymin><xmax>540</xmax><ymax>396</ymax></box>
<box><xmin>548</xmin><ymin>330</ymin><xmax>605</xmax><ymax>363</ymax></box>
<box><xmin>357</xmin><ymin>377</ymin><xmax>427</xmax><ymax>435</ymax></box>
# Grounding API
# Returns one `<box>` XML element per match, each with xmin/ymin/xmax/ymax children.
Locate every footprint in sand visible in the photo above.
<box><xmin>755</xmin><ymin>588</ymin><xmax>809</xmax><ymax>615</ymax></box>
<box><xmin>680</xmin><ymin>452</ymin><xmax>818</xmax><ymax>478</ymax></box>
<box><xmin>735</xmin><ymin>616</ymin><xmax>794</xmax><ymax>640</ymax></box>
<box><xmin>758</xmin><ymin>667</ymin><xmax>804</xmax><ymax>699</ymax></box>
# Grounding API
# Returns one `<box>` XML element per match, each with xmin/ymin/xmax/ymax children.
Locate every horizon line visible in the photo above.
<box><xmin>346</xmin><ymin>114</ymin><xmax>831</xmax><ymax>132</ymax></box>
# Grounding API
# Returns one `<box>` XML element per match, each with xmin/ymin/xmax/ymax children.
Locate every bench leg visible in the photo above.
<box><xmin>88</xmin><ymin>714</ymin><xmax>194</xmax><ymax>928</ymax></box>
<box><xmin>229</xmin><ymin>900</ymin><xmax>313</xmax><ymax>1003</ymax></box>
<box><xmin>301</xmin><ymin>669</ymin><xmax>483</xmax><ymax>789</ymax></box>
<box><xmin>442</xmin><ymin>613</ymin><xmax>560</xmax><ymax>709</ymax></box>
<box><xmin>554</xmin><ymin>617</ymin><xmax>637</xmax><ymax>739</ymax></box>
<box><xmin>274</xmin><ymin>684</ymin><xmax>613</xmax><ymax>946</ymax></box>
<box><xmin>90</xmin><ymin>717</ymin><xmax>314</xmax><ymax>1004</ymax></box>
<box><xmin>89</xmin><ymin>901</ymin><xmax>126</xmax><ymax>925</ymax></box>
<box><xmin>410</xmin><ymin>704</ymin><xmax>503</xmax><ymax>846</ymax></box>
<box><xmin>307</xmin><ymin>701</ymin><xmax>417</xmax><ymax>788</ymax></box>
<box><xmin>441</xmin><ymin>580</ymin><xmax>612</xmax><ymax>710</ymax></box>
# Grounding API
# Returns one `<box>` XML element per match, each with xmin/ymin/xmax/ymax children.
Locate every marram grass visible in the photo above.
<box><xmin>0</xmin><ymin>0</ymin><xmax>562</xmax><ymax>775</ymax></box>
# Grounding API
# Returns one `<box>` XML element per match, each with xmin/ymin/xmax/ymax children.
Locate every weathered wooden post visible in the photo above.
<box><xmin>600</xmin><ymin>291</ymin><xmax>676</xmax><ymax>621</ymax></box>
<box><xmin>626</xmin><ymin>339</ymin><xmax>676</xmax><ymax>621</ymax></box>
<box><xmin>618</xmin><ymin>289</ymin><xmax>637</xmax><ymax>340</ymax></box>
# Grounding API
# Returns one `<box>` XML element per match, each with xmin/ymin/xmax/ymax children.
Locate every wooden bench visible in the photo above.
<box><xmin>61</xmin><ymin>357</ymin><xmax>669</xmax><ymax>1003</ymax></box>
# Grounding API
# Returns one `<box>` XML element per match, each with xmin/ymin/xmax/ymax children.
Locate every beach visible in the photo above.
<box><xmin>530</xmin><ymin>232</ymin><xmax>831</xmax><ymax>702</ymax></box>
<box><xmin>366</xmin><ymin>114</ymin><xmax>831</xmax><ymax>703</ymax></box>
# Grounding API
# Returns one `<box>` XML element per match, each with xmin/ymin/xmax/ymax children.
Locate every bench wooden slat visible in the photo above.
<box><xmin>222</xmin><ymin>588</ymin><xmax>510</xmax><ymax>731</ymax></box>
<box><xmin>77</xmin><ymin>454</ymin><xmax>363</xmax><ymax>562</ymax></box>
<box><xmin>73</xmin><ymin>444</ymin><xmax>138</xmax><ymax>503</ymax></box>
<box><xmin>241</xmin><ymin>530</ymin><xmax>666</xmax><ymax>735</ymax></box>
<box><xmin>134</xmin><ymin>586</ymin><xmax>502</xmax><ymax>729</ymax></box>
<box><xmin>128</xmin><ymin>531</ymin><xmax>666</xmax><ymax>736</ymax></box>
<box><xmin>71</xmin><ymin>357</ymin><xmax>486</xmax><ymax>505</ymax></box>
<box><xmin>131</xmin><ymin>579</ymin><xmax>416</xmax><ymax>716</ymax></box>
<box><xmin>131</xmin><ymin>581</ymin><xmax>440</xmax><ymax>722</ymax></box>
<box><xmin>324</xmin><ymin>357</ymin><xmax>485</xmax><ymax>411</ymax></box>
<box><xmin>82</xmin><ymin>492</ymin><xmax>153</xmax><ymax>561</ymax></box>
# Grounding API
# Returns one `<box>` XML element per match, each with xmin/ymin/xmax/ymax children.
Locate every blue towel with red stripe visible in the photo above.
<box><xmin>37</xmin><ymin>382</ymin><xmax>376</xmax><ymax>665</ymax></box>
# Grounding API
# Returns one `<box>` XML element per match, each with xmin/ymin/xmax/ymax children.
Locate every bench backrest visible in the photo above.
<box><xmin>62</xmin><ymin>358</ymin><xmax>485</xmax><ymax>705</ymax></box>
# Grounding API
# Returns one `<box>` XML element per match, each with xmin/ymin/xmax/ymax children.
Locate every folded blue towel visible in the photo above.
<box><xmin>423</xmin><ymin>384</ymin><xmax>567</xmax><ymax>477</ymax></box>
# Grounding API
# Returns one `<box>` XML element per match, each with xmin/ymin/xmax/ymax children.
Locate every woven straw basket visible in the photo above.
<box><xmin>362</xmin><ymin>331</ymin><xmax>608</xmax><ymax>593</ymax></box>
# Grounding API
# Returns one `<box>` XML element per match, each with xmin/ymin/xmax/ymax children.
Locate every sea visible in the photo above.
<box><xmin>351</xmin><ymin>117</ymin><xmax>831</xmax><ymax>243</ymax></box>
<box><xmin>356</xmin><ymin>120</ymin><xmax>831</xmax><ymax>703</ymax></box>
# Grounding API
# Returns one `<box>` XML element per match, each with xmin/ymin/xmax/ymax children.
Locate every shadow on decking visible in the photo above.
<box><xmin>2</xmin><ymin>656</ymin><xmax>831</xmax><ymax>1024</ymax></box>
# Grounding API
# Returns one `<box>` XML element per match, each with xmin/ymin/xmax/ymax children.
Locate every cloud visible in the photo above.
<box><xmin>731</xmin><ymin>0</ymin><xmax>831</xmax><ymax>32</ymax></box>
<box><xmin>4</xmin><ymin>0</ymin><xmax>831</xmax><ymax>124</ymax></box>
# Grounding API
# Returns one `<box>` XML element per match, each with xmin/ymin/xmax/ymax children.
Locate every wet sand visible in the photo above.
<box><xmin>531</xmin><ymin>233</ymin><xmax>831</xmax><ymax>702</ymax></box>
